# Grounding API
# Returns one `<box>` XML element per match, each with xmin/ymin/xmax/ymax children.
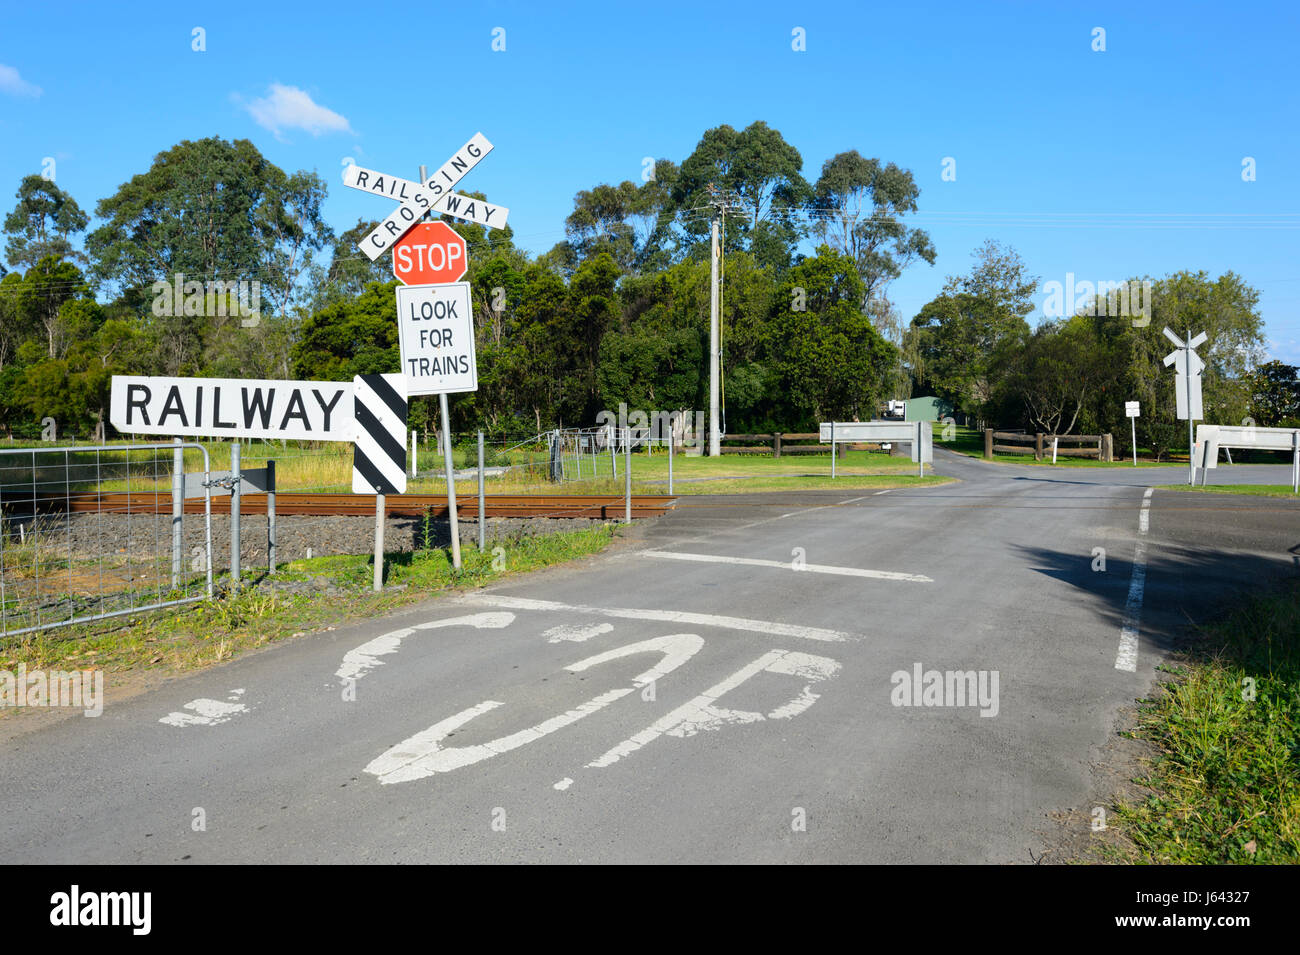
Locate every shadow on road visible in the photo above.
<box><xmin>1014</xmin><ymin>540</ymin><xmax>1300</xmax><ymax>658</ymax></box>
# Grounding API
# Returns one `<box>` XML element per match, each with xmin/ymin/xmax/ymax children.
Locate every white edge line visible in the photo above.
<box><xmin>639</xmin><ymin>549</ymin><xmax>932</xmax><ymax>583</ymax></box>
<box><xmin>456</xmin><ymin>594</ymin><xmax>856</xmax><ymax>642</ymax></box>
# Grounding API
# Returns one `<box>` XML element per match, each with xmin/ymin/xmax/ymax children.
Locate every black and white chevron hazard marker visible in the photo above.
<box><xmin>352</xmin><ymin>373</ymin><xmax>408</xmax><ymax>495</ymax></box>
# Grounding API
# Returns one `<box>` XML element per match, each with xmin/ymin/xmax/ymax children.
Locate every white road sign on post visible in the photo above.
<box><xmin>1125</xmin><ymin>401</ymin><xmax>1140</xmax><ymax>467</ymax></box>
<box><xmin>110</xmin><ymin>376</ymin><xmax>352</xmax><ymax>441</ymax></box>
<box><xmin>395</xmin><ymin>283</ymin><xmax>478</xmax><ymax>395</ymax></box>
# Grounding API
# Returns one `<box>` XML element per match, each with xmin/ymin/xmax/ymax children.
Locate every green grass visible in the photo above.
<box><xmin>652</xmin><ymin>473</ymin><xmax>945</xmax><ymax>494</ymax></box>
<box><xmin>5</xmin><ymin>437</ymin><xmax>946</xmax><ymax>497</ymax></box>
<box><xmin>0</xmin><ymin>525</ymin><xmax>617</xmax><ymax>679</ymax></box>
<box><xmin>537</xmin><ymin>447</ymin><xmax>949</xmax><ymax>494</ymax></box>
<box><xmin>1158</xmin><ymin>484</ymin><xmax>1300</xmax><ymax>500</ymax></box>
<box><xmin>1105</xmin><ymin>581</ymin><xmax>1300</xmax><ymax>863</ymax></box>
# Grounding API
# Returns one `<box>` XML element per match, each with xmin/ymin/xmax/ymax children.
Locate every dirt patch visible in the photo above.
<box><xmin>1031</xmin><ymin>691</ymin><xmax>1169</xmax><ymax>864</ymax></box>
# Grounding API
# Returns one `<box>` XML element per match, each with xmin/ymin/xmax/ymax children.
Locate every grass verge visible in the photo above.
<box><xmin>0</xmin><ymin>524</ymin><xmax>617</xmax><ymax>680</ymax></box>
<box><xmin>1103</xmin><ymin>580</ymin><xmax>1300</xmax><ymax>863</ymax></box>
<box><xmin>1157</xmin><ymin>484</ymin><xmax>1300</xmax><ymax>500</ymax></box>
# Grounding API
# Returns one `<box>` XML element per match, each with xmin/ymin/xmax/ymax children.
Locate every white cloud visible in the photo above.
<box><xmin>0</xmin><ymin>64</ymin><xmax>42</xmax><ymax>98</ymax></box>
<box><xmin>242</xmin><ymin>83</ymin><xmax>352</xmax><ymax>139</ymax></box>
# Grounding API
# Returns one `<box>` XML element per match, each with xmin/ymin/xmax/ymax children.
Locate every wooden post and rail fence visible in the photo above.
<box><xmin>720</xmin><ymin>433</ymin><xmax>849</xmax><ymax>458</ymax></box>
<box><xmin>983</xmin><ymin>429</ymin><xmax>1113</xmax><ymax>462</ymax></box>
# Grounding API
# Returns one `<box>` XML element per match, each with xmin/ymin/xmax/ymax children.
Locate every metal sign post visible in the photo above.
<box><xmin>440</xmin><ymin>394</ymin><xmax>461</xmax><ymax>569</ymax></box>
<box><xmin>266</xmin><ymin>459</ymin><xmax>276</xmax><ymax>574</ymax></box>
<box><xmin>373</xmin><ymin>495</ymin><xmax>385</xmax><ymax>591</ymax></box>
<box><xmin>477</xmin><ymin>430</ymin><xmax>486</xmax><ymax>552</ymax></box>
<box><xmin>230</xmin><ymin>442</ymin><xmax>241</xmax><ymax>591</ymax></box>
<box><xmin>171</xmin><ymin>437</ymin><xmax>183</xmax><ymax>588</ymax></box>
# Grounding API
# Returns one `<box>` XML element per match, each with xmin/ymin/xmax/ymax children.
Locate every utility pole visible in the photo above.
<box><xmin>1186</xmin><ymin>326</ymin><xmax>1195</xmax><ymax>486</ymax></box>
<box><xmin>712</xmin><ymin>215</ymin><xmax>722</xmax><ymax>454</ymax></box>
<box><xmin>709</xmin><ymin>206</ymin><xmax>721</xmax><ymax>456</ymax></box>
<box><xmin>704</xmin><ymin>184</ymin><xmax>739</xmax><ymax>457</ymax></box>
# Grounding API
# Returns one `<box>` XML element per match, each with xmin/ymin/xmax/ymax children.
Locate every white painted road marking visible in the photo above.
<box><xmin>544</xmin><ymin>622</ymin><xmax>614</xmax><ymax>643</ymax></box>
<box><xmin>456</xmin><ymin>594</ymin><xmax>857</xmax><ymax>642</ymax></box>
<box><xmin>587</xmin><ymin>649</ymin><xmax>841</xmax><ymax>768</ymax></box>
<box><xmin>639</xmin><ymin>549</ymin><xmax>932</xmax><ymax>583</ymax></box>
<box><xmin>335</xmin><ymin>612</ymin><xmax>514</xmax><ymax>683</ymax></box>
<box><xmin>160</xmin><ymin>692</ymin><xmax>248</xmax><ymax>727</ymax></box>
<box><xmin>1115</xmin><ymin>487</ymin><xmax>1154</xmax><ymax>672</ymax></box>
<box><xmin>365</xmin><ymin>634</ymin><xmax>704</xmax><ymax>784</ymax></box>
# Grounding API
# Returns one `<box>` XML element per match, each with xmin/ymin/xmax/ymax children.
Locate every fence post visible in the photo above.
<box><xmin>830</xmin><ymin>421</ymin><xmax>836</xmax><ymax>479</ymax></box>
<box><xmin>984</xmin><ymin>429</ymin><xmax>993</xmax><ymax>459</ymax></box>
<box><xmin>230</xmin><ymin>442</ymin><xmax>241</xmax><ymax>591</ymax></box>
<box><xmin>477</xmin><ymin>430</ymin><xmax>486</xmax><ymax>552</ymax></box>
<box><xmin>266</xmin><ymin>459</ymin><xmax>276</xmax><ymax>574</ymax></box>
<box><xmin>609</xmin><ymin>425</ymin><xmax>617</xmax><ymax>480</ymax></box>
<box><xmin>1293</xmin><ymin>431</ymin><xmax>1298</xmax><ymax>494</ymax></box>
<box><xmin>668</xmin><ymin>433</ymin><xmax>674</xmax><ymax>495</ymax></box>
<box><xmin>171</xmin><ymin>437</ymin><xmax>183</xmax><ymax>588</ymax></box>
<box><xmin>1103</xmin><ymin>433</ymin><xmax>1113</xmax><ymax>463</ymax></box>
<box><xmin>624</xmin><ymin>427</ymin><xmax>632</xmax><ymax>524</ymax></box>
<box><xmin>1034</xmin><ymin>433</ymin><xmax>1044</xmax><ymax>461</ymax></box>
<box><xmin>774</xmin><ymin>432</ymin><xmax>782</xmax><ymax>458</ymax></box>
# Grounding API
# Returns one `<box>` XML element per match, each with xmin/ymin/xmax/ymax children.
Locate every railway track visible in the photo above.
<box><xmin>32</xmin><ymin>492</ymin><xmax>677</xmax><ymax>520</ymax></box>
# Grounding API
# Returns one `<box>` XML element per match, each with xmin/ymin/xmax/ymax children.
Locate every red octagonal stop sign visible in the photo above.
<box><xmin>392</xmin><ymin>222</ymin><xmax>467</xmax><ymax>285</ymax></box>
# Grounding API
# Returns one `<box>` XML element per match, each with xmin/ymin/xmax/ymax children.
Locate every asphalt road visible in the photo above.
<box><xmin>4</xmin><ymin>451</ymin><xmax>1299</xmax><ymax>863</ymax></box>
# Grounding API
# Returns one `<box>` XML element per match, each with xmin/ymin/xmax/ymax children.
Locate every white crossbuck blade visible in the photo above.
<box><xmin>1160</xmin><ymin>327</ymin><xmax>1207</xmax><ymax>421</ymax></box>
<box><xmin>343</xmin><ymin>165</ymin><xmax>508</xmax><ymax>232</ymax></box>
<box><xmin>355</xmin><ymin>133</ymin><xmax>504</xmax><ymax>260</ymax></box>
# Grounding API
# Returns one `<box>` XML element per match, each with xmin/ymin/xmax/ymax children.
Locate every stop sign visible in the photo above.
<box><xmin>391</xmin><ymin>222</ymin><xmax>467</xmax><ymax>285</ymax></box>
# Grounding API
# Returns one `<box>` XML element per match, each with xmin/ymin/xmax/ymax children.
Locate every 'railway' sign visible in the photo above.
<box><xmin>110</xmin><ymin>376</ymin><xmax>352</xmax><ymax>442</ymax></box>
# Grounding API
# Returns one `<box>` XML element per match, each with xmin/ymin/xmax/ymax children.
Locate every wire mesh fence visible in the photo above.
<box><xmin>0</xmin><ymin>443</ymin><xmax>213</xmax><ymax>638</ymax></box>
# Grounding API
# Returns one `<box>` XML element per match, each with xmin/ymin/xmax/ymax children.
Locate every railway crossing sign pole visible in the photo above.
<box><xmin>416</xmin><ymin>165</ymin><xmax>462</xmax><ymax>572</ymax></box>
<box><xmin>1162</xmin><ymin>327</ymin><xmax>1206</xmax><ymax>485</ymax></box>
<box><xmin>342</xmin><ymin>136</ymin><xmax>507</xmax><ymax>572</ymax></box>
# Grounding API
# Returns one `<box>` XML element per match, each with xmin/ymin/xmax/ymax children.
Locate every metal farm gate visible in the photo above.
<box><xmin>0</xmin><ymin>443</ymin><xmax>214</xmax><ymax>637</ymax></box>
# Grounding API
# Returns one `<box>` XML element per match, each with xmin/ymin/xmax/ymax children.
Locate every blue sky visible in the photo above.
<box><xmin>3</xmin><ymin>0</ymin><xmax>1298</xmax><ymax>358</ymax></box>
